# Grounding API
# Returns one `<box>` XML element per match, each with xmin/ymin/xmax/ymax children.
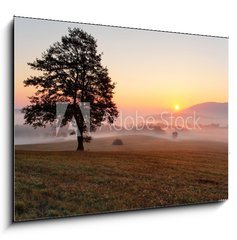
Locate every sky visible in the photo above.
<box><xmin>14</xmin><ymin>17</ymin><xmax>228</xmax><ymax>115</ymax></box>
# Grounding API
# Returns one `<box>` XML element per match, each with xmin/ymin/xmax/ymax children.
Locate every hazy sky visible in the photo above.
<box><xmin>14</xmin><ymin>17</ymin><xmax>228</xmax><ymax>115</ymax></box>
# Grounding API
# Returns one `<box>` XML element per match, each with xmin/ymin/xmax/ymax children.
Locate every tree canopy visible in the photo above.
<box><xmin>23</xmin><ymin>27</ymin><xmax>118</xmax><ymax>150</ymax></box>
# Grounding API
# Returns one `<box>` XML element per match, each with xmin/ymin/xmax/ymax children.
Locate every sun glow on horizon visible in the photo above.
<box><xmin>174</xmin><ymin>104</ymin><xmax>180</xmax><ymax>111</ymax></box>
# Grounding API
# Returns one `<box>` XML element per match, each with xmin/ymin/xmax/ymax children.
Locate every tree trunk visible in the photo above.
<box><xmin>77</xmin><ymin>135</ymin><xmax>84</xmax><ymax>151</ymax></box>
<box><xmin>73</xmin><ymin>104</ymin><xmax>85</xmax><ymax>151</ymax></box>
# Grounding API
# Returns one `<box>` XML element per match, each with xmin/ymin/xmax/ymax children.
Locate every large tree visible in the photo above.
<box><xmin>23</xmin><ymin>28</ymin><xmax>118</xmax><ymax>151</ymax></box>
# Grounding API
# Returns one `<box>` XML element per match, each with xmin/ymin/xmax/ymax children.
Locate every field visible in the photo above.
<box><xmin>14</xmin><ymin>135</ymin><xmax>228</xmax><ymax>221</ymax></box>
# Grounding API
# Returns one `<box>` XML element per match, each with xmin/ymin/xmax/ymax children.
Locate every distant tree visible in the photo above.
<box><xmin>23</xmin><ymin>28</ymin><xmax>118</xmax><ymax>151</ymax></box>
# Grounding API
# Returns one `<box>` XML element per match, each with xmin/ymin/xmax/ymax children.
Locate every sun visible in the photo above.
<box><xmin>174</xmin><ymin>104</ymin><xmax>180</xmax><ymax>111</ymax></box>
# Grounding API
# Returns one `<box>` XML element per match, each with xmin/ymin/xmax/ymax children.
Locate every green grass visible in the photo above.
<box><xmin>14</xmin><ymin>143</ymin><xmax>228</xmax><ymax>221</ymax></box>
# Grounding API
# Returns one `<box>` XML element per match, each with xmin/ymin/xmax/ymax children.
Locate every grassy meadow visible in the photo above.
<box><xmin>14</xmin><ymin>135</ymin><xmax>228</xmax><ymax>221</ymax></box>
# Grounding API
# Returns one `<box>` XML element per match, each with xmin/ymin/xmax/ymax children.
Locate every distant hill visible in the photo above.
<box><xmin>181</xmin><ymin>102</ymin><xmax>228</xmax><ymax>119</ymax></box>
<box><xmin>145</xmin><ymin>102</ymin><xmax>228</xmax><ymax>128</ymax></box>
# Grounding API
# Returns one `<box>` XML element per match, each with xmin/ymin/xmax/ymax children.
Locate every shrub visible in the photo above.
<box><xmin>112</xmin><ymin>139</ymin><xmax>123</xmax><ymax>145</ymax></box>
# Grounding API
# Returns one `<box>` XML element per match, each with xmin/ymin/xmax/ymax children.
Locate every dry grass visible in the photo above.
<box><xmin>14</xmin><ymin>138</ymin><xmax>228</xmax><ymax>221</ymax></box>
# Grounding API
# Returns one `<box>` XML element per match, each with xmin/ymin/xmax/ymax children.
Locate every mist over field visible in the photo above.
<box><xmin>15</xmin><ymin>101</ymin><xmax>228</xmax><ymax>146</ymax></box>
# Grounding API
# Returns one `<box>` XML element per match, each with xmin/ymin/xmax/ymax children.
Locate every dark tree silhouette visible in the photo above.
<box><xmin>23</xmin><ymin>28</ymin><xmax>118</xmax><ymax>151</ymax></box>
